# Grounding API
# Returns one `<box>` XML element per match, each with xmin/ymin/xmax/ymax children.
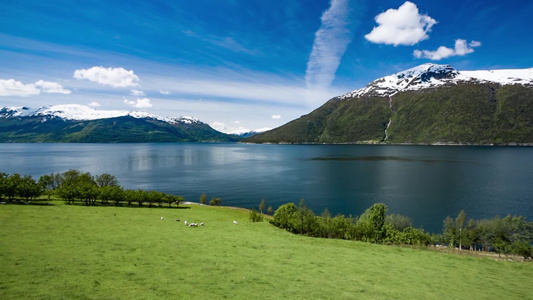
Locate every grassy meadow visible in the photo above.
<box><xmin>1</xmin><ymin>202</ymin><xmax>531</xmax><ymax>299</ymax></box>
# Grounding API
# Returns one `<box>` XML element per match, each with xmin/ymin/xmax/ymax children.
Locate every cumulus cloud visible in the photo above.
<box><xmin>34</xmin><ymin>80</ymin><xmax>71</xmax><ymax>94</ymax></box>
<box><xmin>159</xmin><ymin>90</ymin><xmax>170</xmax><ymax>95</ymax></box>
<box><xmin>305</xmin><ymin>0</ymin><xmax>352</xmax><ymax>90</ymax></box>
<box><xmin>413</xmin><ymin>39</ymin><xmax>481</xmax><ymax>60</ymax></box>
<box><xmin>124</xmin><ymin>98</ymin><xmax>153</xmax><ymax>108</ymax></box>
<box><xmin>365</xmin><ymin>1</ymin><xmax>436</xmax><ymax>46</ymax></box>
<box><xmin>0</xmin><ymin>79</ymin><xmax>40</xmax><ymax>96</ymax></box>
<box><xmin>74</xmin><ymin>66</ymin><xmax>140</xmax><ymax>88</ymax></box>
<box><xmin>271</xmin><ymin>114</ymin><xmax>281</xmax><ymax>119</ymax></box>
<box><xmin>130</xmin><ymin>89</ymin><xmax>145</xmax><ymax>96</ymax></box>
<box><xmin>88</xmin><ymin>101</ymin><xmax>101</xmax><ymax>107</ymax></box>
<box><xmin>0</xmin><ymin>79</ymin><xmax>71</xmax><ymax>96</ymax></box>
<box><xmin>211</xmin><ymin>122</ymin><xmax>226</xmax><ymax>132</ymax></box>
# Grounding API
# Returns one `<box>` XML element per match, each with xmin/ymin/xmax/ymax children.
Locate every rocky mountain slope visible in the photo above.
<box><xmin>0</xmin><ymin>104</ymin><xmax>240</xmax><ymax>143</ymax></box>
<box><xmin>244</xmin><ymin>64</ymin><xmax>533</xmax><ymax>145</ymax></box>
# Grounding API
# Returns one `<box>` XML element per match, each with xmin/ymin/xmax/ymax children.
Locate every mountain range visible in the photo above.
<box><xmin>2</xmin><ymin>63</ymin><xmax>531</xmax><ymax>144</ymax></box>
<box><xmin>244</xmin><ymin>64</ymin><xmax>533</xmax><ymax>145</ymax></box>
<box><xmin>0</xmin><ymin>105</ymin><xmax>240</xmax><ymax>143</ymax></box>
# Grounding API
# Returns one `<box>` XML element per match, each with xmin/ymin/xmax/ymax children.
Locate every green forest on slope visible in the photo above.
<box><xmin>244</xmin><ymin>83</ymin><xmax>533</xmax><ymax>144</ymax></box>
<box><xmin>0</xmin><ymin>116</ymin><xmax>240</xmax><ymax>143</ymax></box>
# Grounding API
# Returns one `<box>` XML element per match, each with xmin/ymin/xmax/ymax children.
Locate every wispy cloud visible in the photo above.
<box><xmin>74</xmin><ymin>66</ymin><xmax>140</xmax><ymax>88</ymax></box>
<box><xmin>305</xmin><ymin>0</ymin><xmax>352</xmax><ymax>90</ymax></box>
<box><xmin>130</xmin><ymin>89</ymin><xmax>145</xmax><ymax>96</ymax></box>
<box><xmin>365</xmin><ymin>1</ymin><xmax>436</xmax><ymax>46</ymax></box>
<box><xmin>414</xmin><ymin>39</ymin><xmax>481</xmax><ymax>60</ymax></box>
<box><xmin>271</xmin><ymin>114</ymin><xmax>281</xmax><ymax>119</ymax></box>
<box><xmin>88</xmin><ymin>101</ymin><xmax>101</xmax><ymax>107</ymax></box>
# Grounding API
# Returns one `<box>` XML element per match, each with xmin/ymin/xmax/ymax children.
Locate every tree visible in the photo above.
<box><xmin>456</xmin><ymin>210</ymin><xmax>467</xmax><ymax>249</ymax></box>
<box><xmin>385</xmin><ymin>214</ymin><xmax>412</xmax><ymax>232</ymax></box>
<box><xmin>200</xmin><ymin>193</ymin><xmax>207</xmax><ymax>205</ymax></box>
<box><xmin>249</xmin><ymin>208</ymin><xmax>264</xmax><ymax>222</ymax></box>
<box><xmin>95</xmin><ymin>173</ymin><xmax>119</xmax><ymax>187</ymax></box>
<box><xmin>0</xmin><ymin>172</ymin><xmax>8</xmax><ymax>199</ymax></box>
<box><xmin>16</xmin><ymin>175</ymin><xmax>42</xmax><ymax>201</ymax></box>
<box><xmin>271</xmin><ymin>203</ymin><xmax>298</xmax><ymax>231</ymax></box>
<box><xmin>5</xmin><ymin>174</ymin><xmax>22</xmax><ymax>201</ymax></box>
<box><xmin>259</xmin><ymin>198</ymin><xmax>266</xmax><ymax>214</ymax></box>
<box><xmin>443</xmin><ymin>216</ymin><xmax>457</xmax><ymax>247</ymax></box>
<box><xmin>267</xmin><ymin>205</ymin><xmax>273</xmax><ymax>215</ymax></box>
<box><xmin>355</xmin><ymin>203</ymin><xmax>388</xmax><ymax>243</ymax></box>
<box><xmin>210</xmin><ymin>197</ymin><xmax>222</xmax><ymax>206</ymax></box>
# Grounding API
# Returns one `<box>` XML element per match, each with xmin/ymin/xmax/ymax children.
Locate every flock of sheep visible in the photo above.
<box><xmin>159</xmin><ymin>217</ymin><xmax>238</xmax><ymax>227</ymax></box>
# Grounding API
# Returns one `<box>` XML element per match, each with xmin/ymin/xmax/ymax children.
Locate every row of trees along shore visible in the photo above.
<box><xmin>260</xmin><ymin>200</ymin><xmax>532</xmax><ymax>259</ymax></box>
<box><xmin>0</xmin><ymin>170</ymin><xmax>184</xmax><ymax>207</ymax></box>
<box><xmin>2</xmin><ymin>170</ymin><xmax>531</xmax><ymax>259</ymax></box>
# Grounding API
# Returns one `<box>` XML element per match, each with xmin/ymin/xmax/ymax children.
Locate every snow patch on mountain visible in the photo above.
<box><xmin>342</xmin><ymin>63</ymin><xmax>532</xmax><ymax>99</ymax></box>
<box><xmin>0</xmin><ymin>104</ymin><xmax>202</xmax><ymax>125</ymax></box>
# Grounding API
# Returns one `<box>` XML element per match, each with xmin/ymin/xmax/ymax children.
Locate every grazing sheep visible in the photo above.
<box><xmin>176</xmin><ymin>218</ymin><xmax>180</xmax><ymax>222</ymax></box>
<box><xmin>161</xmin><ymin>217</ymin><xmax>164</xmax><ymax>220</ymax></box>
<box><xmin>233</xmin><ymin>220</ymin><xmax>238</xmax><ymax>225</ymax></box>
<box><xmin>189</xmin><ymin>223</ymin><xmax>198</xmax><ymax>227</ymax></box>
<box><xmin>184</xmin><ymin>220</ymin><xmax>188</xmax><ymax>226</ymax></box>
<box><xmin>200</xmin><ymin>222</ymin><xmax>204</xmax><ymax>226</ymax></box>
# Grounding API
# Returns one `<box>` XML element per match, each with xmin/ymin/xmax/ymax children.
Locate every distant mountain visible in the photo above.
<box><xmin>244</xmin><ymin>64</ymin><xmax>533</xmax><ymax>145</ymax></box>
<box><xmin>0</xmin><ymin>104</ymin><xmax>241</xmax><ymax>143</ymax></box>
<box><xmin>229</xmin><ymin>128</ymin><xmax>271</xmax><ymax>138</ymax></box>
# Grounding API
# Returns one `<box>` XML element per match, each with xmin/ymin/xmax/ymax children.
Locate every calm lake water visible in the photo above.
<box><xmin>1</xmin><ymin>143</ymin><xmax>531</xmax><ymax>233</ymax></box>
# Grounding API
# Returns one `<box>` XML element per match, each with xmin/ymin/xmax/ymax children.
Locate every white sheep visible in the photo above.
<box><xmin>161</xmin><ymin>217</ymin><xmax>164</xmax><ymax>220</ymax></box>
<box><xmin>233</xmin><ymin>220</ymin><xmax>238</xmax><ymax>225</ymax></box>
<box><xmin>200</xmin><ymin>222</ymin><xmax>205</xmax><ymax>226</ymax></box>
<box><xmin>184</xmin><ymin>220</ymin><xmax>188</xmax><ymax>226</ymax></box>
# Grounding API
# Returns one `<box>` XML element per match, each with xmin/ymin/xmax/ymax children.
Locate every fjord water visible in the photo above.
<box><xmin>1</xmin><ymin>143</ymin><xmax>531</xmax><ymax>233</ymax></box>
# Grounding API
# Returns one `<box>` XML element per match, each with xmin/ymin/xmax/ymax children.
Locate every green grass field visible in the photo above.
<box><xmin>1</xmin><ymin>202</ymin><xmax>531</xmax><ymax>299</ymax></box>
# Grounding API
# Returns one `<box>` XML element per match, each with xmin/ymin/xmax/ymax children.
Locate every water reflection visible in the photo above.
<box><xmin>0</xmin><ymin>143</ymin><xmax>531</xmax><ymax>233</ymax></box>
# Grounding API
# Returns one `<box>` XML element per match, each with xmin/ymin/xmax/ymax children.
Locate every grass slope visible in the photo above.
<box><xmin>1</xmin><ymin>203</ymin><xmax>531</xmax><ymax>299</ymax></box>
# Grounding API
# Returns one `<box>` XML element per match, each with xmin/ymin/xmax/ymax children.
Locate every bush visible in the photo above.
<box><xmin>249</xmin><ymin>209</ymin><xmax>264</xmax><ymax>222</ymax></box>
<box><xmin>210</xmin><ymin>197</ymin><xmax>222</xmax><ymax>206</ymax></box>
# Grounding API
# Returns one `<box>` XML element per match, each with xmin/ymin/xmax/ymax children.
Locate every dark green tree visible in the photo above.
<box><xmin>210</xmin><ymin>197</ymin><xmax>222</xmax><ymax>206</ymax></box>
<box><xmin>200</xmin><ymin>193</ymin><xmax>207</xmax><ymax>205</ymax></box>
<box><xmin>95</xmin><ymin>173</ymin><xmax>119</xmax><ymax>187</ymax></box>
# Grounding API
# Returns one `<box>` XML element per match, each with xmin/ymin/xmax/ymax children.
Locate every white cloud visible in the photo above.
<box><xmin>73</xmin><ymin>66</ymin><xmax>140</xmax><ymax>88</ymax></box>
<box><xmin>211</xmin><ymin>121</ymin><xmax>226</xmax><ymax>132</ymax></box>
<box><xmin>271</xmin><ymin>114</ymin><xmax>281</xmax><ymax>119</ymax></box>
<box><xmin>124</xmin><ymin>98</ymin><xmax>153</xmax><ymax>108</ymax></box>
<box><xmin>34</xmin><ymin>80</ymin><xmax>71</xmax><ymax>94</ymax></box>
<box><xmin>88</xmin><ymin>101</ymin><xmax>101</xmax><ymax>107</ymax></box>
<box><xmin>0</xmin><ymin>79</ymin><xmax>72</xmax><ymax>96</ymax></box>
<box><xmin>130</xmin><ymin>89</ymin><xmax>145</xmax><ymax>96</ymax></box>
<box><xmin>365</xmin><ymin>1</ymin><xmax>437</xmax><ymax>46</ymax></box>
<box><xmin>159</xmin><ymin>90</ymin><xmax>170</xmax><ymax>95</ymax></box>
<box><xmin>413</xmin><ymin>39</ymin><xmax>481</xmax><ymax>60</ymax></box>
<box><xmin>0</xmin><ymin>79</ymin><xmax>40</xmax><ymax>96</ymax></box>
<box><xmin>305</xmin><ymin>0</ymin><xmax>352</xmax><ymax>90</ymax></box>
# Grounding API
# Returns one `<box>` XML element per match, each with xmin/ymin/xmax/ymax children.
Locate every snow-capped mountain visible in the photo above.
<box><xmin>0</xmin><ymin>104</ymin><xmax>201</xmax><ymax>125</ymax></box>
<box><xmin>342</xmin><ymin>63</ymin><xmax>533</xmax><ymax>99</ymax></box>
<box><xmin>0</xmin><ymin>104</ymin><xmax>240</xmax><ymax>143</ymax></box>
<box><xmin>245</xmin><ymin>63</ymin><xmax>533</xmax><ymax>145</ymax></box>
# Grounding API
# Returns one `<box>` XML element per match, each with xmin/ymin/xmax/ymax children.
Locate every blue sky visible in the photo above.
<box><xmin>1</xmin><ymin>0</ymin><xmax>531</xmax><ymax>133</ymax></box>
